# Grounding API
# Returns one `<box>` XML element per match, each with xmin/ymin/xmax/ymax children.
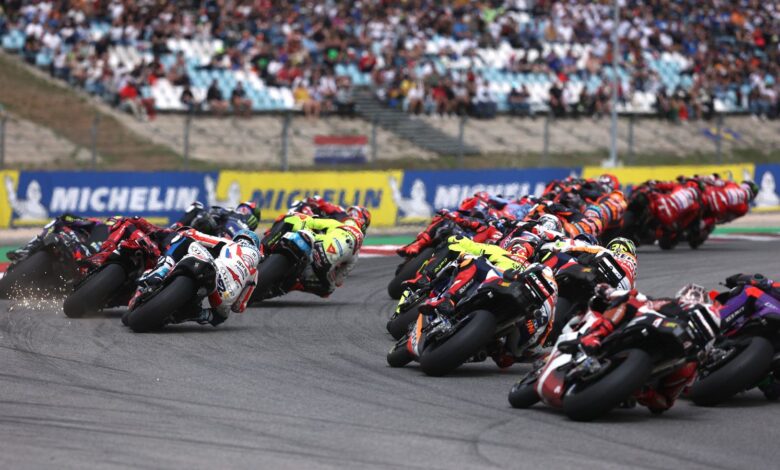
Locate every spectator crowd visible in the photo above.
<box><xmin>1</xmin><ymin>0</ymin><xmax>778</xmax><ymax>122</ymax></box>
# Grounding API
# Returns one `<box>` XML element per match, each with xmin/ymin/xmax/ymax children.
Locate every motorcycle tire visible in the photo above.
<box><xmin>63</xmin><ymin>264</ymin><xmax>126</xmax><ymax>318</ymax></box>
<box><xmin>253</xmin><ymin>254</ymin><xmax>294</xmax><ymax>302</ymax></box>
<box><xmin>419</xmin><ymin>310</ymin><xmax>496</xmax><ymax>377</ymax></box>
<box><xmin>126</xmin><ymin>276</ymin><xmax>197</xmax><ymax>333</ymax></box>
<box><xmin>0</xmin><ymin>251</ymin><xmax>54</xmax><ymax>299</ymax></box>
<box><xmin>618</xmin><ymin>210</ymin><xmax>638</xmax><ymax>244</ymax></box>
<box><xmin>387</xmin><ymin>247</ymin><xmax>435</xmax><ymax>299</ymax></box>
<box><xmin>562</xmin><ymin>348</ymin><xmax>653</xmax><ymax>422</ymax></box>
<box><xmin>508</xmin><ymin>380</ymin><xmax>540</xmax><ymax>409</ymax></box>
<box><xmin>658</xmin><ymin>236</ymin><xmax>676</xmax><ymax>250</ymax></box>
<box><xmin>386</xmin><ymin>344</ymin><xmax>415</xmax><ymax>368</ymax></box>
<box><xmin>688</xmin><ymin>336</ymin><xmax>774</xmax><ymax>407</ymax></box>
<box><xmin>386</xmin><ymin>304</ymin><xmax>423</xmax><ymax>341</ymax></box>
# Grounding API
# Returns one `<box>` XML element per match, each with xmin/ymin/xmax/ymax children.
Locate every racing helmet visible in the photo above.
<box><xmin>536</xmin><ymin>214</ymin><xmax>562</xmax><ymax>233</ymax></box>
<box><xmin>742</xmin><ymin>180</ymin><xmax>759</xmax><ymax>200</ymax></box>
<box><xmin>598</xmin><ymin>174</ymin><xmax>620</xmax><ymax>192</ymax></box>
<box><xmin>606</xmin><ymin>237</ymin><xmax>636</xmax><ymax>257</ymax></box>
<box><xmin>558</xmin><ymin>191</ymin><xmax>583</xmax><ymax>209</ymax></box>
<box><xmin>505</xmin><ymin>232</ymin><xmax>541</xmax><ymax>257</ymax></box>
<box><xmin>347</xmin><ymin>206</ymin><xmax>371</xmax><ymax>233</ymax></box>
<box><xmin>233</xmin><ymin>229</ymin><xmax>261</xmax><ymax>248</ymax></box>
<box><xmin>236</xmin><ymin>201</ymin><xmax>261</xmax><ymax>230</ymax></box>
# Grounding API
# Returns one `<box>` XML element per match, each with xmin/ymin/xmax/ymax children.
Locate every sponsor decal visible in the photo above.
<box><xmin>754</xmin><ymin>164</ymin><xmax>780</xmax><ymax>212</ymax></box>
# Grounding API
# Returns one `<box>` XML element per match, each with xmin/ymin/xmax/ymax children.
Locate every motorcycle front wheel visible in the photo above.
<box><xmin>126</xmin><ymin>276</ymin><xmax>197</xmax><ymax>332</ymax></box>
<box><xmin>562</xmin><ymin>348</ymin><xmax>653</xmax><ymax>422</ymax></box>
<box><xmin>687</xmin><ymin>336</ymin><xmax>774</xmax><ymax>406</ymax></box>
<box><xmin>508</xmin><ymin>378</ymin><xmax>540</xmax><ymax>409</ymax></box>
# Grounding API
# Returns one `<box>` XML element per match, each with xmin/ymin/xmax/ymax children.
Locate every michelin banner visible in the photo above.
<box><xmin>394</xmin><ymin>168</ymin><xmax>578</xmax><ymax>223</ymax></box>
<box><xmin>3</xmin><ymin>171</ymin><xmax>218</xmax><ymax>227</ymax></box>
<box><xmin>582</xmin><ymin>164</ymin><xmax>755</xmax><ymax>192</ymax></box>
<box><xmin>211</xmin><ymin>170</ymin><xmax>403</xmax><ymax>227</ymax></box>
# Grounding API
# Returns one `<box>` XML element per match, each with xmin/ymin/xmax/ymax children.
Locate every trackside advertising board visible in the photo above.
<box><xmin>394</xmin><ymin>168</ymin><xmax>578</xmax><ymax>223</ymax></box>
<box><xmin>582</xmin><ymin>164</ymin><xmax>755</xmax><ymax>193</ymax></box>
<box><xmin>2</xmin><ymin>171</ymin><xmax>216</xmax><ymax>227</ymax></box>
<box><xmin>211</xmin><ymin>170</ymin><xmax>402</xmax><ymax>227</ymax></box>
<box><xmin>1</xmin><ymin>165</ymin><xmax>778</xmax><ymax>229</ymax></box>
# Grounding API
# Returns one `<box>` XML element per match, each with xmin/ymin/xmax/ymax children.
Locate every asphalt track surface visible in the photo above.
<box><xmin>1</xmin><ymin>240</ymin><xmax>779</xmax><ymax>469</ymax></box>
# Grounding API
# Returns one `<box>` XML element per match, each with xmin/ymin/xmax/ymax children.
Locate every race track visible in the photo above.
<box><xmin>1</xmin><ymin>240</ymin><xmax>779</xmax><ymax>469</ymax></box>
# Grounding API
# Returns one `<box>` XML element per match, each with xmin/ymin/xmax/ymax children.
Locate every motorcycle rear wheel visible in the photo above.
<box><xmin>126</xmin><ymin>276</ymin><xmax>197</xmax><ymax>332</ymax></box>
<box><xmin>562</xmin><ymin>348</ymin><xmax>653</xmax><ymax>421</ymax></box>
<box><xmin>387</xmin><ymin>247</ymin><xmax>435</xmax><ymax>299</ymax></box>
<box><xmin>688</xmin><ymin>336</ymin><xmax>774</xmax><ymax>406</ymax></box>
<box><xmin>0</xmin><ymin>251</ymin><xmax>54</xmax><ymax>299</ymax></box>
<box><xmin>419</xmin><ymin>310</ymin><xmax>496</xmax><ymax>377</ymax></box>
<box><xmin>63</xmin><ymin>264</ymin><xmax>126</xmax><ymax>318</ymax></box>
<box><xmin>251</xmin><ymin>254</ymin><xmax>294</xmax><ymax>303</ymax></box>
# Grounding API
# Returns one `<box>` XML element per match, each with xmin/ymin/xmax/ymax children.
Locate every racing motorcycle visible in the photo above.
<box><xmin>687</xmin><ymin>274</ymin><xmax>780</xmax><ymax>405</ymax></box>
<box><xmin>620</xmin><ymin>184</ymin><xmax>657</xmax><ymax>247</ymax></box>
<box><xmin>508</xmin><ymin>296</ymin><xmax>719</xmax><ymax>421</ymax></box>
<box><xmin>63</xmin><ymin>229</ymin><xmax>163</xmax><ymax>318</ymax></box>
<box><xmin>0</xmin><ymin>215</ymin><xmax>108</xmax><ymax>298</ymax></box>
<box><xmin>250</xmin><ymin>228</ymin><xmax>315</xmax><ymax>303</ymax></box>
<box><xmin>122</xmin><ymin>242</ymin><xmax>219</xmax><ymax>332</ymax></box>
<box><xmin>386</xmin><ymin>258</ymin><xmax>557</xmax><ymax>377</ymax></box>
<box><xmin>387</xmin><ymin>216</ymin><xmax>471</xmax><ymax>300</ymax></box>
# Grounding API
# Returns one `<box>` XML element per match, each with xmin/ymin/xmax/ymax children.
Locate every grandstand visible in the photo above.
<box><xmin>0</xmin><ymin>1</ymin><xmax>778</xmax><ymax>168</ymax></box>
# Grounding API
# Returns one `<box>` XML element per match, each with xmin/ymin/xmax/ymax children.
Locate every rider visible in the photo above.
<box><xmin>87</xmin><ymin>216</ymin><xmax>172</xmax><ymax>269</ymax></box>
<box><xmin>176</xmin><ymin>200</ymin><xmax>262</xmax><ymax>238</ymax></box>
<box><xmin>136</xmin><ymin>228</ymin><xmax>262</xmax><ymax>326</ymax></box>
<box><xmin>561</xmin><ymin>284</ymin><xmax>720</xmax><ymax>412</ymax></box>
<box><xmin>698</xmin><ymin>176</ymin><xmax>758</xmax><ymax>227</ymax></box>
<box><xmin>542</xmin><ymin>236</ymin><xmax>638</xmax><ymax>290</ymax></box>
<box><xmin>281</xmin><ymin>206</ymin><xmax>370</xmax><ymax>297</ymax></box>
<box><xmin>8</xmin><ymin>213</ymin><xmax>108</xmax><ymax>263</ymax></box>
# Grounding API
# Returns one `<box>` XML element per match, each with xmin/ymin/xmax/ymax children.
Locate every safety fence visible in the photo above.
<box><xmin>1</xmin><ymin>164</ymin><xmax>779</xmax><ymax>229</ymax></box>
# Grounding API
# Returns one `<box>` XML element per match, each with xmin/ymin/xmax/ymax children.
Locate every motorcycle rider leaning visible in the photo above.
<box><xmin>282</xmin><ymin>206</ymin><xmax>370</xmax><ymax>297</ymax></box>
<box><xmin>136</xmin><ymin>228</ymin><xmax>262</xmax><ymax>326</ymax></box>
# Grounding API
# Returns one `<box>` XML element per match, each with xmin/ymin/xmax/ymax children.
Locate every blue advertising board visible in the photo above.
<box><xmin>4</xmin><ymin>171</ymin><xmax>219</xmax><ymax>227</ymax></box>
<box><xmin>392</xmin><ymin>168</ymin><xmax>578</xmax><ymax>223</ymax></box>
<box><xmin>754</xmin><ymin>164</ymin><xmax>780</xmax><ymax>212</ymax></box>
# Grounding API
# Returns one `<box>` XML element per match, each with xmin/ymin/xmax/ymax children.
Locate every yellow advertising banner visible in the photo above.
<box><xmin>0</xmin><ymin>170</ymin><xmax>20</xmax><ymax>229</ymax></box>
<box><xmin>582</xmin><ymin>164</ymin><xmax>755</xmax><ymax>187</ymax></box>
<box><xmin>212</xmin><ymin>170</ymin><xmax>403</xmax><ymax>227</ymax></box>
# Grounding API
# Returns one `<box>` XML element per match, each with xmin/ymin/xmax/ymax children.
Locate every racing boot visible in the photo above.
<box><xmin>193</xmin><ymin>308</ymin><xmax>228</xmax><ymax>327</ymax></box>
<box><xmin>398</xmin><ymin>233</ymin><xmax>431</xmax><ymax>257</ymax></box>
<box><xmin>8</xmin><ymin>236</ymin><xmax>43</xmax><ymax>261</ymax></box>
<box><xmin>138</xmin><ymin>256</ymin><xmax>174</xmax><ymax>289</ymax></box>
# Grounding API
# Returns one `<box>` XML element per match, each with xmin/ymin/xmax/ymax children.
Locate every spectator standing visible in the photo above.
<box><xmin>230</xmin><ymin>82</ymin><xmax>252</xmax><ymax>117</ymax></box>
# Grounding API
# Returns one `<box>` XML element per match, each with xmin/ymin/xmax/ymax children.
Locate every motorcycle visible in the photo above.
<box><xmin>508</xmin><ymin>296</ymin><xmax>719</xmax><ymax>421</ymax></box>
<box><xmin>122</xmin><ymin>241</ymin><xmax>219</xmax><ymax>332</ymax></box>
<box><xmin>687</xmin><ymin>274</ymin><xmax>780</xmax><ymax>405</ymax></box>
<box><xmin>387</xmin><ymin>258</ymin><xmax>557</xmax><ymax>376</ymax></box>
<box><xmin>63</xmin><ymin>229</ymin><xmax>163</xmax><ymax>318</ymax></box>
<box><xmin>0</xmin><ymin>216</ymin><xmax>108</xmax><ymax>299</ymax></box>
<box><xmin>250</xmin><ymin>229</ymin><xmax>315</xmax><ymax>303</ymax></box>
